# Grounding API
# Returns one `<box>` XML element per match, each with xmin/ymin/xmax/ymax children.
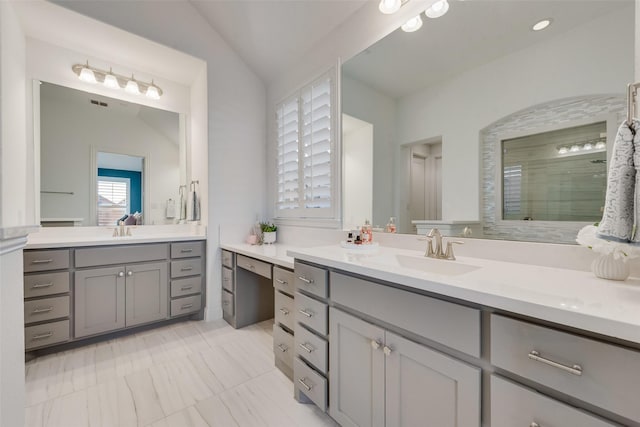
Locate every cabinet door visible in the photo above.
<box><xmin>329</xmin><ymin>308</ymin><xmax>385</xmax><ymax>427</ymax></box>
<box><xmin>75</xmin><ymin>266</ymin><xmax>126</xmax><ymax>338</ymax></box>
<box><xmin>125</xmin><ymin>262</ymin><xmax>168</xmax><ymax>327</ymax></box>
<box><xmin>385</xmin><ymin>331</ymin><xmax>481</xmax><ymax>427</ymax></box>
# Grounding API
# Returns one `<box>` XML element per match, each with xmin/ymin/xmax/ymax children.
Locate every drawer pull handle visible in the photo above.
<box><xmin>279</xmin><ymin>308</ymin><xmax>290</xmax><ymax>315</ymax></box>
<box><xmin>371</xmin><ymin>340</ymin><xmax>381</xmax><ymax>350</ymax></box>
<box><xmin>277</xmin><ymin>344</ymin><xmax>288</xmax><ymax>353</ymax></box>
<box><xmin>528</xmin><ymin>350</ymin><xmax>582</xmax><ymax>376</ymax></box>
<box><xmin>223</xmin><ymin>301</ymin><xmax>230</xmax><ymax>306</ymax></box>
<box><xmin>32</xmin><ymin>332</ymin><xmax>54</xmax><ymax>340</ymax></box>
<box><xmin>32</xmin><ymin>259</ymin><xmax>53</xmax><ymax>264</ymax></box>
<box><xmin>298</xmin><ymin>309</ymin><xmax>313</xmax><ymax>318</ymax></box>
<box><xmin>275</xmin><ymin>279</ymin><xmax>288</xmax><ymax>285</ymax></box>
<box><xmin>299</xmin><ymin>342</ymin><xmax>314</xmax><ymax>353</ymax></box>
<box><xmin>180</xmin><ymin>248</ymin><xmax>193</xmax><ymax>253</ymax></box>
<box><xmin>223</xmin><ymin>278</ymin><xmax>230</xmax><ymax>282</ymax></box>
<box><xmin>530</xmin><ymin>423</ymin><xmax>540</xmax><ymax>427</ymax></box>
<box><xmin>298</xmin><ymin>378</ymin><xmax>313</xmax><ymax>391</ymax></box>
<box><xmin>181</xmin><ymin>266</ymin><xmax>193</xmax><ymax>271</ymax></box>
<box><xmin>297</xmin><ymin>276</ymin><xmax>314</xmax><ymax>284</ymax></box>
<box><xmin>181</xmin><ymin>285</ymin><xmax>194</xmax><ymax>291</ymax></box>
<box><xmin>32</xmin><ymin>306</ymin><xmax>54</xmax><ymax>314</ymax></box>
<box><xmin>32</xmin><ymin>282</ymin><xmax>54</xmax><ymax>289</ymax></box>
<box><xmin>181</xmin><ymin>303</ymin><xmax>194</xmax><ymax>310</ymax></box>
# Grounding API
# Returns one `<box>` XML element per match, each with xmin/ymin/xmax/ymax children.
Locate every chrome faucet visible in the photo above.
<box><xmin>425</xmin><ymin>228</ymin><xmax>463</xmax><ymax>260</ymax></box>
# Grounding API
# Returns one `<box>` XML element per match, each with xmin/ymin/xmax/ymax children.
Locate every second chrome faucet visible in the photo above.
<box><xmin>425</xmin><ymin>228</ymin><xmax>463</xmax><ymax>260</ymax></box>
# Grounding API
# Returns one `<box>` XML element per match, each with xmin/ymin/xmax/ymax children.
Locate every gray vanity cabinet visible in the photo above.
<box><xmin>329</xmin><ymin>307</ymin><xmax>481</xmax><ymax>427</ymax></box>
<box><xmin>125</xmin><ymin>262</ymin><xmax>168</xmax><ymax>327</ymax></box>
<box><xmin>75</xmin><ymin>266</ymin><xmax>126</xmax><ymax>337</ymax></box>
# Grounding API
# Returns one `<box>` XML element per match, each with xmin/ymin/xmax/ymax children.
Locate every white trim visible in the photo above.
<box><xmin>275</xmin><ymin>217</ymin><xmax>341</xmax><ymax>229</ymax></box>
<box><xmin>0</xmin><ymin>235</ymin><xmax>29</xmax><ymax>255</ymax></box>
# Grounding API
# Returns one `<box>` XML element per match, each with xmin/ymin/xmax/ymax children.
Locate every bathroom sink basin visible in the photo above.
<box><xmin>395</xmin><ymin>255</ymin><xmax>481</xmax><ymax>276</ymax></box>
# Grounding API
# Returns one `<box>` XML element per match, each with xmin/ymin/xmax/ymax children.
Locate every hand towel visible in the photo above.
<box><xmin>597</xmin><ymin>119</ymin><xmax>638</xmax><ymax>242</ymax></box>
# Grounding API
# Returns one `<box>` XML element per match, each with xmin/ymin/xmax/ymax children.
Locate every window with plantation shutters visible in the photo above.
<box><xmin>276</xmin><ymin>71</ymin><xmax>336</xmax><ymax>219</ymax></box>
<box><xmin>97</xmin><ymin>177</ymin><xmax>130</xmax><ymax>226</ymax></box>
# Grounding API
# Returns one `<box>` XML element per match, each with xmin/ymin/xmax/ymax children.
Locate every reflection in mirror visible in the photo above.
<box><xmin>40</xmin><ymin>82</ymin><xmax>183</xmax><ymax>226</ymax></box>
<box><xmin>341</xmin><ymin>0</ymin><xmax>634</xmax><ymax>242</ymax></box>
<box><xmin>501</xmin><ymin>122</ymin><xmax>606</xmax><ymax>222</ymax></box>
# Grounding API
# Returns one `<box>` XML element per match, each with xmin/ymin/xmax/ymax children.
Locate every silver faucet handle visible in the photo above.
<box><xmin>427</xmin><ymin>228</ymin><xmax>441</xmax><ymax>238</ymax></box>
<box><xmin>424</xmin><ymin>236</ymin><xmax>435</xmax><ymax>258</ymax></box>
<box><xmin>444</xmin><ymin>240</ymin><xmax>464</xmax><ymax>260</ymax></box>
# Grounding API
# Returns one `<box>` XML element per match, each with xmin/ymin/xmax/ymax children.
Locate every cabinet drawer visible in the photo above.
<box><xmin>24</xmin><ymin>249</ymin><xmax>69</xmax><ymax>272</ymax></box>
<box><xmin>222</xmin><ymin>289</ymin><xmax>234</xmax><ymax>318</ymax></box>
<box><xmin>491</xmin><ymin>375</ymin><xmax>618</xmax><ymax>427</ymax></box>
<box><xmin>275</xmin><ymin>291</ymin><xmax>294</xmax><ymax>330</ymax></box>
<box><xmin>295</xmin><ymin>292</ymin><xmax>328</xmax><ymax>336</ymax></box>
<box><xmin>24</xmin><ymin>320</ymin><xmax>70</xmax><ymax>350</ymax></box>
<box><xmin>222</xmin><ymin>250</ymin><xmax>234</xmax><ymax>268</ymax></box>
<box><xmin>273</xmin><ymin>324</ymin><xmax>294</xmax><ymax>370</ymax></box>
<box><xmin>295</xmin><ymin>323</ymin><xmax>328</xmax><ymax>374</ymax></box>
<box><xmin>236</xmin><ymin>255</ymin><xmax>271</xmax><ymax>279</ymax></box>
<box><xmin>75</xmin><ymin>244</ymin><xmax>168</xmax><ymax>267</ymax></box>
<box><xmin>171</xmin><ymin>241</ymin><xmax>204</xmax><ymax>259</ymax></box>
<box><xmin>222</xmin><ymin>266</ymin><xmax>234</xmax><ymax>293</ymax></box>
<box><xmin>331</xmin><ymin>272</ymin><xmax>480</xmax><ymax>357</ymax></box>
<box><xmin>171</xmin><ymin>276</ymin><xmax>202</xmax><ymax>298</ymax></box>
<box><xmin>24</xmin><ymin>296</ymin><xmax>69</xmax><ymax>324</ymax></box>
<box><xmin>171</xmin><ymin>258</ymin><xmax>202</xmax><ymax>278</ymax></box>
<box><xmin>24</xmin><ymin>271</ymin><xmax>69</xmax><ymax>298</ymax></box>
<box><xmin>490</xmin><ymin>314</ymin><xmax>640</xmax><ymax>421</ymax></box>
<box><xmin>294</xmin><ymin>262</ymin><xmax>328</xmax><ymax>299</ymax></box>
<box><xmin>170</xmin><ymin>295</ymin><xmax>201</xmax><ymax>317</ymax></box>
<box><xmin>294</xmin><ymin>357</ymin><xmax>328</xmax><ymax>411</ymax></box>
<box><xmin>273</xmin><ymin>266</ymin><xmax>295</xmax><ymax>296</ymax></box>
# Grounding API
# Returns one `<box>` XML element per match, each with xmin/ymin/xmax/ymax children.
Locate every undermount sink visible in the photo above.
<box><xmin>363</xmin><ymin>253</ymin><xmax>481</xmax><ymax>277</ymax></box>
<box><xmin>395</xmin><ymin>255</ymin><xmax>481</xmax><ymax>276</ymax></box>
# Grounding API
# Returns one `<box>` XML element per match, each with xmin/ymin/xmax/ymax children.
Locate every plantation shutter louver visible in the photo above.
<box><xmin>277</xmin><ymin>96</ymin><xmax>300</xmax><ymax>210</ymax></box>
<box><xmin>97</xmin><ymin>178</ymin><xmax>130</xmax><ymax>226</ymax></box>
<box><xmin>503</xmin><ymin>165</ymin><xmax>522</xmax><ymax>217</ymax></box>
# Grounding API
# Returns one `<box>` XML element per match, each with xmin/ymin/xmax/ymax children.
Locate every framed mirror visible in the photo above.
<box><xmin>341</xmin><ymin>0</ymin><xmax>634</xmax><ymax>243</ymax></box>
<box><xmin>39</xmin><ymin>82</ymin><xmax>185</xmax><ymax>227</ymax></box>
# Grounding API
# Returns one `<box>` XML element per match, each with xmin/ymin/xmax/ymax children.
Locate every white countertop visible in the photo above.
<box><xmin>288</xmin><ymin>244</ymin><xmax>640</xmax><ymax>344</ymax></box>
<box><xmin>220</xmin><ymin>243</ymin><xmax>296</xmax><ymax>269</ymax></box>
<box><xmin>25</xmin><ymin>225</ymin><xmax>206</xmax><ymax>249</ymax></box>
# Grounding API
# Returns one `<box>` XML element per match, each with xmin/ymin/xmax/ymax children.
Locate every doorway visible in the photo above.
<box><xmin>408</xmin><ymin>140</ymin><xmax>442</xmax><ymax>230</ymax></box>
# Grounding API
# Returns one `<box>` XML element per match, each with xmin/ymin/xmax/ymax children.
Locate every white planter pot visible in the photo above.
<box><xmin>263</xmin><ymin>231</ymin><xmax>276</xmax><ymax>244</ymax></box>
<box><xmin>591</xmin><ymin>253</ymin><xmax>630</xmax><ymax>281</ymax></box>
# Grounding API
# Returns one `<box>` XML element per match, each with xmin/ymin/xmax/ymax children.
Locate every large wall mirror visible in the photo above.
<box><xmin>39</xmin><ymin>82</ymin><xmax>186</xmax><ymax>227</ymax></box>
<box><xmin>341</xmin><ymin>0</ymin><xmax>634</xmax><ymax>243</ymax></box>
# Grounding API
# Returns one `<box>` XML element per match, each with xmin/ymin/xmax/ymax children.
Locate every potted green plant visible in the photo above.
<box><xmin>260</xmin><ymin>222</ymin><xmax>278</xmax><ymax>244</ymax></box>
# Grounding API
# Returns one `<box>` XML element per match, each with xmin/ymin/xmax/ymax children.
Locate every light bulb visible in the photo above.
<box><xmin>146</xmin><ymin>81</ymin><xmax>160</xmax><ymax>100</ymax></box>
<box><xmin>379</xmin><ymin>0</ymin><xmax>401</xmax><ymax>14</ymax></box>
<box><xmin>558</xmin><ymin>147</ymin><xmax>568</xmax><ymax>154</ymax></box>
<box><xmin>103</xmin><ymin>68</ymin><xmax>119</xmax><ymax>89</ymax></box>
<box><xmin>595</xmin><ymin>141</ymin><xmax>606</xmax><ymax>150</ymax></box>
<box><xmin>583</xmin><ymin>143</ymin><xmax>593</xmax><ymax>151</ymax></box>
<box><xmin>532</xmin><ymin>19</ymin><xmax>552</xmax><ymax>31</ymax></box>
<box><xmin>79</xmin><ymin>62</ymin><xmax>96</xmax><ymax>83</ymax></box>
<box><xmin>425</xmin><ymin>0</ymin><xmax>449</xmax><ymax>18</ymax></box>
<box><xmin>125</xmin><ymin>75</ymin><xmax>140</xmax><ymax>95</ymax></box>
<box><xmin>401</xmin><ymin>15</ymin><xmax>423</xmax><ymax>32</ymax></box>
<box><xmin>570</xmin><ymin>144</ymin><xmax>580</xmax><ymax>152</ymax></box>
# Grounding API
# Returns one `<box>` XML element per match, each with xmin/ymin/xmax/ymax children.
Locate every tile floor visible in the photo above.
<box><xmin>25</xmin><ymin>319</ymin><xmax>338</xmax><ymax>427</ymax></box>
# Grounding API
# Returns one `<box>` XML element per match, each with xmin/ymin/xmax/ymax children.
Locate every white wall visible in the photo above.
<box><xmin>343</xmin><ymin>115</ymin><xmax>373</xmax><ymax>230</ymax></box>
<box><xmin>40</xmin><ymin>93</ymin><xmax>180</xmax><ymax>225</ymax></box>
<box><xmin>0</xmin><ymin>3</ymin><xmax>27</xmax><ymax>426</ymax></box>
<box><xmin>396</xmin><ymin>5</ymin><xmax>634</xmax><ymax>220</ymax></box>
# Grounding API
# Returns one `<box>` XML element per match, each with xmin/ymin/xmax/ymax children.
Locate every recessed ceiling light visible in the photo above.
<box><xmin>532</xmin><ymin>19</ymin><xmax>552</xmax><ymax>31</ymax></box>
<box><xmin>401</xmin><ymin>15</ymin><xmax>423</xmax><ymax>32</ymax></box>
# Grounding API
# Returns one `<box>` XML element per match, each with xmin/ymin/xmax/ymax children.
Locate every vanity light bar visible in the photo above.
<box><xmin>71</xmin><ymin>62</ymin><xmax>163</xmax><ymax>99</ymax></box>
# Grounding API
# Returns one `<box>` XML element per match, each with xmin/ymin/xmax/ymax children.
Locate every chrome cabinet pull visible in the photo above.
<box><xmin>371</xmin><ymin>340</ymin><xmax>381</xmax><ymax>350</ymax></box>
<box><xmin>298</xmin><ymin>309</ymin><xmax>313</xmax><ymax>318</ymax></box>
<box><xmin>32</xmin><ymin>282</ymin><xmax>54</xmax><ymax>289</ymax></box>
<box><xmin>180</xmin><ymin>248</ymin><xmax>193</xmax><ymax>253</ymax></box>
<box><xmin>32</xmin><ymin>306</ymin><xmax>54</xmax><ymax>314</ymax></box>
<box><xmin>298</xmin><ymin>378</ymin><xmax>312</xmax><ymax>391</ymax></box>
<box><xmin>299</xmin><ymin>342</ymin><xmax>314</xmax><ymax>353</ymax></box>
<box><xmin>279</xmin><ymin>308</ymin><xmax>290</xmax><ymax>315</ymax></box>
<box><xmin>127</xmin><ymin>270</ymin><xmax>133</xmax><ymax>276</ymax></box>
<box><xmin>275</xmin><ymin>279</ymin><xmax>287</xmax><ymax>285</ymax></box>
<box><xmin>118</xmin><ymin>271</ymin><xmax>125</xmax><ymax>277</ymax></box>
<box><xmin>222</xmin><ymin>301</ymin><xmax>230</xmax><ymax>306</ymax></box>
<box><xmin>277</xmin><ymin>343</ymin><xmax>288</xmax><ymax>353</ymax></box>
<box><xmin>530</xmin><ymin>423</ymin><xmax>540</xmax><ymax>427</ymax></box>
<box><xmin>32</xmin><ymin>332</ymin><xmax>54</xmax><ymax>340</ymax></box>
<box><xmin>383</xmin><ymin>346</ymin><xmax>393</xmax><ymax>356</ymax></box>
<box><xmin>223</xmin><ymin>277</ymin><xmax>230</xmax><ymax>282</ymax></box>
<box><xmin>181</xmin><ymin>266</ymin><xmax>193</xmax><ymax>271</ymax></box>
<box><xmin>32</xmin><ymin>259</ymin><xmax>53</xmax><ymax>264</ymax></box>
<box><xmin>249</xmin><ymin>265</ymin><xmax>255</xmax><ymax>270</ymax></box>
<box><xmin>181</xmin><ymin>303</ymin><xmax>194</xmax><ymax>310</ymax></box>
<box><xmin>297</xmin><ymin>276</ymin><xmax>313</xmax><ymax>284</ymax></box>
<box><xmin>181</xmin><ymin>285</ymin><xmax>193</xmax><ymax>291</ymax></box>
<box><xmin>528</xmin><ymin>350</ymin><xmax>582</xmax><ymax>376</ymax></box>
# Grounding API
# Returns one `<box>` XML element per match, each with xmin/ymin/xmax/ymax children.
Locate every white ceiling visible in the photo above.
<box><xmin>342</xmin><ymin>0</ymin><xmax>633</xmax><ymax>99</ymax></box>
<box><xmin>189</xmin><ymin>0</ymin><xmax>368</xmax><ymax>83</ymax></box>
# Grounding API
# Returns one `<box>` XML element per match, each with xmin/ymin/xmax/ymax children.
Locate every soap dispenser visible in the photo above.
<box><xmin>385</xmin><ymin>217</ymin><xmax>397</xmax><ymax>233</ymax></box>
<box><xmin>362</xmin><ymin>219</ymin><xmax>373</xmax><ymax>243</ymax></box>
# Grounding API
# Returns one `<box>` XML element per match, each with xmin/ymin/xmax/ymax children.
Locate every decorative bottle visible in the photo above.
<box><xmin>386</xmin><ymin>217</ymin><xmax>396</xmax><ymax>233</ymax></box>
<box><xmin>362</xmin><ymin>219</ymin><xmax>373</xmax><ymax>243</ymax></box>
